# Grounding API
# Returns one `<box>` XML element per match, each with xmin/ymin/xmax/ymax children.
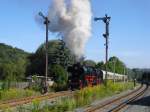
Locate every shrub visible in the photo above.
<box><xmin>51</xmin><ymin>65</ymin><xmax>68</xmax><ymax>91</ymax></box>
<box><xmin>31</xmin><ymin>99</ymin><xmax>41</xmax><ymax>112</ymax></box>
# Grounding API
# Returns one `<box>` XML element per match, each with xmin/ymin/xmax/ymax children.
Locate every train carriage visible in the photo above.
<box><xmin>102</xmin><ymin>71</ymin><xmax>127</xmax><ymax>81</ymax></box>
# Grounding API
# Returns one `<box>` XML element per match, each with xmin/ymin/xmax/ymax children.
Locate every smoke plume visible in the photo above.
<box><xmin>48</xmin><ymin>0</ymin><xmax>92</xmax><ymax>60</ymax></box>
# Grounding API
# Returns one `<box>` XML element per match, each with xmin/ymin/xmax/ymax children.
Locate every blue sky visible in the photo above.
<box><xmin>0</xmin><ymin>0</ymin><xmax>150</xmax><ymax>68</ymax></box>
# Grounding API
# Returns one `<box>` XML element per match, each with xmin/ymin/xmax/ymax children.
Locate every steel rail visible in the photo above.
<box><xmin>110</xmin><ymin>85</ymin><xmax>148</xmax><ymax>112</ymax></box>
<box><xmin>86</xmin><ymin>85</ymin><xmax>145</xmax><ymax>112</ymax></box>
<box><xmin>0</xmin><ymin>91</ymin><xmax>73</xmax><ymax>108</ymax></box>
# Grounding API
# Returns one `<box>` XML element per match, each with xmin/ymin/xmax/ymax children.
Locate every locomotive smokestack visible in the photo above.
<box><xmin>47</xmin><ymin>0</ymin><xmax>92</xmax><ymax>61</ymax></box>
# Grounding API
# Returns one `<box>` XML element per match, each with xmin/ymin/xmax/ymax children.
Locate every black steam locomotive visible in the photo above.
<box><xmin>67</xmin><ymin>63</ymin><xmax>103</xmax><ymax>90</ymax></box>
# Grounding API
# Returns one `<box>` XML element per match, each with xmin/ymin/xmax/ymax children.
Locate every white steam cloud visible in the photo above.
<box><xmin>48</xmin><ymin>0</ymin><xmax>92</xmax><ymax>60</ymax></box>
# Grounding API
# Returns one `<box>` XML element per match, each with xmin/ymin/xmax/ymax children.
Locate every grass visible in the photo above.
<box><xmin>0</xmin><ymin>88</ymin><xmax>40</xmax><ymax>101</ymax></box>
<box><xmin>50</xmin><ymin>81</ymin><xmax>134</xmax><ymax>112</ymax></box>
<box><xmin>15</xmin><ymin>81</ymin><xmax>134</xmax><ymax>112</ymax></box>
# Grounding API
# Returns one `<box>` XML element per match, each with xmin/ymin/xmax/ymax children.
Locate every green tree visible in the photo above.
<box><xmin>97</xmin><ymin>56</ymin><xmax>127</xmax><ymax>75</ymax></box>
<box><xmin>83</xmin><ymin>60</ymin><xmax>96</xmax><ymax>67</ymax></box>
<box><xmin>50</xmin><ymin>64</ymin><xmax>68</xmax><ymax>91</ymax></box>
<box><xmin>51</xmin><ymin>64</ymin><xmax>68</xmax><ymax>85</ymax></box>
<box><xmin>26</xmin><ymin>40</ymin><xmax>75</xmax><ymax>77</ymax></box>
<box><xmin>95</xmin><ymin>61</ymin><xmax>105</xmax><ymax>69</ymax></box>
<box><xmin>131</xmin><ymin>68</ymin><xmax>143</xmax><ymax>80</ymax></box>
<box><xmin>1</xmin><ymin>59</ymin><xmax>27</xmax><ymax>81</ymax></box>
<box><xmin>0</xmin><ymin>43</ymin><xmax>29</xmax><ymax>81</ymax></box>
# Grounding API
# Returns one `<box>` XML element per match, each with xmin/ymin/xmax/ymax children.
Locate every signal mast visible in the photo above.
<box><xmin>39</xmin><ymin>12</ymin><xmax>50</xmax><ymax>93</ymax></box>
<box><xmin>94</xmin><ymin>14</ymin><xmax>111</xmax><ymax>86</ymax></box>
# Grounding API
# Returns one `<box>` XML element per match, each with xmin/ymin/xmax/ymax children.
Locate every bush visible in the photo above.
<box><xmin>1</xmin><ymin>81</ymin><xmax>10</xmax><ymax>90</ymax></box>
<box><xmin>52</xmin><ymin>83</ymin><xmax>68</xmax><ymax>91</ymax></box>
<box><xmin>51</xmin><ymin>65</ymin><xmax>68</xmax><ymax>91</ymax></box>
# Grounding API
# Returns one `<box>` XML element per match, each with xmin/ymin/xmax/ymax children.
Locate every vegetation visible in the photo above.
<box><xmin>96</xmin><ymin>56</ymin><xmax>127</xmax><ymax>74</ymax></box>
<box><xmin>95</xmin><ymin>57</ymin><xmax>147</xmax><ymax>80</ymax></box>
<box><xmin>46</xmin><ymin>82</ymin><xmax>133</xmax><ymax>112</ymax></box>
<box><xmin>83</xmin><ymin>60</ymin><xmax>96</xmax><ymax>67</ymax></box>
<box><xmin>25</xmin><ymin>40</ymin><xmax>75</xmax><ymax>91</ymax></box>
<box><xmin>95</xmin><ymin>61</ymin><xmax>105</xmax><ymax>69</ymax></box>
<box><xmin>26</xmin><ymin>40</ymin><xmax>75</xmax><ymax>76</ymax></box>
<box><xmin>14</xmin><ymin>81</ymin><xmax>134</xmax><ymax>112</ymax></box>
<box><xmin>0</xmin><ymin>41</ymin><xmax>141</xmax><ymax>84</ymax></box>
<box><xmin>50</xmin><ymin>64</ymin><xmax>68</xmax><ymax>91</ymax></box>
<box><xmin>0</xmin><ymin>40</ymin><xmax>74</xmax><ymax>91</ymax></box>
<box><xmin>0</xmin><ymin>41</ymin><xmax>145</xmax><ymax>91</ymax></box>
<box><xmin>0</xmin><ymin>43</ymin><xmax>29</xmax><ymax>82</ymax></box>
<box><xmin>0</xmin><ymin>88</ymin><xmax>40</xmax><ymax>101</ymax></box>
<box><xmin>0</xmin><ymin>41</ymin><xmax>145</xmax><ymax>111</ymax></box>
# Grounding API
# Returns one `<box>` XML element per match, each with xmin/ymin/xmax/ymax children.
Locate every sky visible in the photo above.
<box><xmin>0</xmin><ymin>0</ymin><xmax>150</xmax><ymax>68</ymax></box>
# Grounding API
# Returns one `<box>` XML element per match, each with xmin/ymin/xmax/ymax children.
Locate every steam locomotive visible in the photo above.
<box><xmin>67</xmin><ymin>63</ymin><xmax>103</xmax><ymax>90</ymax></box>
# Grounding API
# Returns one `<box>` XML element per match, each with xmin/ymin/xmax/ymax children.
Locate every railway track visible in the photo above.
<box><xmin>0</xmin><ymin>90</ymin><xmax>74</xmax><ymax>109</ymax></box>
<box><xmin>85</xmin><ymin>85</ymin><xmax>148</xmax><ymax>112</ymax></box>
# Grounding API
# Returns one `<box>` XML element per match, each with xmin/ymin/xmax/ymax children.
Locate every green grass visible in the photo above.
<box><xmin>16</xmin><ymin>81</ymin><xmax>134</xmax><ymax>112</ymax></box>
<box><xmin>0</xmin><ymin>88</ymin><xmax>40</xmax><ymax>101</ymax></box>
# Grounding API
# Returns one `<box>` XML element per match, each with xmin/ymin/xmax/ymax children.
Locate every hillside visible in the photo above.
<box><xmin>0</xmin><ymin>43</ymin><xmax>30</xmax><ymax>80</ymax></box>
<box><xmin>0</xmin><ymin>43</ymin><xmax>29</xmax><ymax>62</ymax></box>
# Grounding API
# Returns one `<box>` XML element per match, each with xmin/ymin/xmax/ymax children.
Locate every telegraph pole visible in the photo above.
<box><xmin>39</xmin><ymin>12</ymin><xmax>50</xmax><ymax>93</ymax></box>
<box><xmin>94</xmin><ymin>14</ymin><xmax>111</xmax><ymax>86</ymax></box>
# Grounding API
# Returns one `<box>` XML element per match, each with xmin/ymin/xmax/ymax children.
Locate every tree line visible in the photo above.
<box><xmin>0</xmin><ymin>43</ymin><xmax>29</xmax><ymax>81</ymax></box>
<box><xmin>0</xmin><ymin>40</ymin><xmax>145</xmax><ymax>85</ymax></box>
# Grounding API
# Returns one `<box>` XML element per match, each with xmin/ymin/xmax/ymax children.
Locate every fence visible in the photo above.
<box><xmin>0</xmin><ymin>82</ymin><xmax>29</xmax><ymax>89</ymax></box>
